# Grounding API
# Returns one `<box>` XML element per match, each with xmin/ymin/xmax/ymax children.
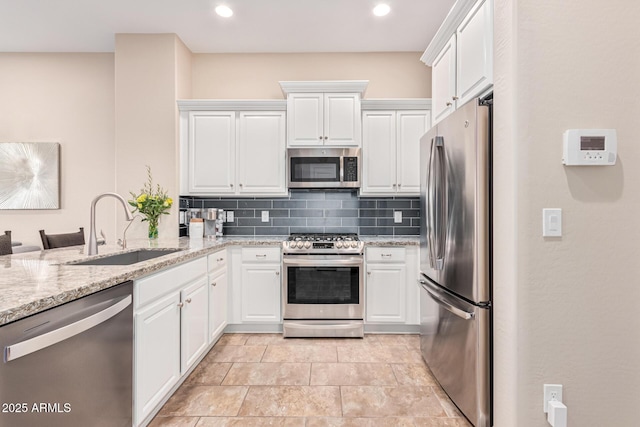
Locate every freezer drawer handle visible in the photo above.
<box><xmin>418</xmin><ymin>279</ymin><xmax>474</xmax><ymax>320</ymax></box>
<box><xmin>4</xmin><ymin>295</ymin><xmax>132</xmax><ymax>363</ymax></box>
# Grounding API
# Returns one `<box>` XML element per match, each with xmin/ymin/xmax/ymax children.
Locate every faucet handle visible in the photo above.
<box><xmin>117</xmin><ymin>238</ymin><xmax>125</xmax><ymax>248</ymax></box>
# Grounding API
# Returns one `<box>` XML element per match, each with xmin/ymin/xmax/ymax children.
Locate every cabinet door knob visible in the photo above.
<box><xmin>446</xmin><ymin>102</ymin><xmax>452</xmax><ymax>107</ymax></box>
<box><xmin>318</xmin><ymin>136</ymin><xmax>323</xmax><ymax>140</ymax></box>
<box><xmin>452</xmin><ymin>96</ymin><xmax>459</xmax><ymax>100</ymax></box>
<box><xmin>392</xmin><ymin>184</ymin><xmax>397</xmax><ymax>188</ymax></box>
<box><xmin>211</xmin><ymin>282</ymin><xmax>217</xmax><ymax>287</ymax></box>
<box><xmin>275</xmin><ymin>271</ymin><xmax>280</xmax><ymax>276</ymax></box>
<box><xmin>177</xmin><ymin>302</ymin><xmax>184</xmax><ymax>308</ymax></box>
<box><xmin>239</xmin><ymin>183</ymin><xmax>243</xmax><ymax>187</ymax></box>
<box><xmin>186</xmin><ymin>298</ymin><xmax>192</xmax><ymax>304</ymax></box>
<box><xmin>324</xmin><ymin>136</ymin><xmax>328</xmax><ymax>140</ymax></box>
<box><xmin>217</xmin><ymin>257</ymin><xmax>224</xmax><ymax>262</ymax></box>
<box><xmin>367</xmin><ymin>271</ymin><xmax>371</xmax><ymax>275</ymax></box>
<box><xmin>230</xmin><ymin>183</ymin><xmax>234</xmax><ymax>188</ymax></box>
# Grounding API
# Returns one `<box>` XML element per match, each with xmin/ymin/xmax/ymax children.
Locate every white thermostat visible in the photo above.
<box><xmin>562</xmin><ymin>129</ymin><xmax>617</xmax><ymax>166</ymax></box>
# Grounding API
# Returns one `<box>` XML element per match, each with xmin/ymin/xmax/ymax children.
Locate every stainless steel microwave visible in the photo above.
<box><xmin>287</xmin><ymin>148</ymin><xmax>361</xmax><ymax>189</ymax></box>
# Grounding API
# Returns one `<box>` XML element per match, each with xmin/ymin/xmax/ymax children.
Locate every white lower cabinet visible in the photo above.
<box><xmin>180</xmin><ymin>277</ymin><xmax>209</xmax><ymax>373</ymax></box>
<box><xmin>365</xmin><ymin>246</ymin><xmax>420</xmax><ymax>325</ymax></box>
<box><xmin>240</xmin><ymin>247</ymin><xmax>281</xmax><ymax>322</ymax></box>
<box><xmin>208</xmin><ymin>249</ymin><xmax>228</xmax><ymax>342</ymax></box>
<box><xmin>133</xmin><ymin>257</ymin><xmax>208</xmax><ymax>426</ymax></box>
<box><xmin>134</xmin><ymin>291</ymin><xmax>181</xmax><ymax>425</ymax></box>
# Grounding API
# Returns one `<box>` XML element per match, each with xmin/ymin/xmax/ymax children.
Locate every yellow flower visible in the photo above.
<box><xmin>137</xmin><ymin>203</ymin><xmax>142</xmax><ymax>209</ymax></box>
<box><xmin>137</xmin><ymin>194</ymin><xmax>147</xmax><ymax>203</ymax></box>
<box><xmin>164</xmin><ymin>198</ymin><xmax>173</xmax><ymax>207</ymax></box>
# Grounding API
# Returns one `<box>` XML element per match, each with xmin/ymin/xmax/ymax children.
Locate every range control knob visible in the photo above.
<box><xmin>350</xmin><ymin>241</ymin><xmax>358</xmax><ymax>248</ymax></box>
<box><xmin>304</xmin><ymin>241</ymin><xmax>311</xmax><ymax>249</ymax></box>
<box><xmin>336</xmin><ymin>241</ymin><xmax>343</xmax><ymax>249</ymax></box>
<box><xmin>296</xmin><ymin>241</ymin><xmax>304</xmax><ymax>249</ymax></box>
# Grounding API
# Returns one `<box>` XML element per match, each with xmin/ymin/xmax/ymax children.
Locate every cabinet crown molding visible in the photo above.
<box><xmin>279</xmin><ymin>80</ymin><xmax>369</xmax><ymax>97</ymax></box>
<box><xmin>420</xmin><ymin>0</ymin><xmax>479</xmax><ymax>66</ymax></box>
<box><xmin>177</xmin><ymin>99</ymin><xmax>286</xmax><ymax>111</ymax></box>
<box><xmin>361</xmin><ymin>98</ymin><xmax>432</xmax><ymax>111</ymax></box>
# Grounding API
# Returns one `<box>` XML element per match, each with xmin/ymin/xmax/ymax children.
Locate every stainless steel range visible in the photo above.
<box><xmin>282</xmin><ymin>233</ymin><xmax>364</xmax><ymax>338</ymax></box>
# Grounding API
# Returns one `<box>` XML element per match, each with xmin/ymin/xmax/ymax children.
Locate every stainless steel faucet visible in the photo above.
<box><xmin>88</xmin><ymin>193</ymin><xmax>134</xmax><ymax>255</ymax></box>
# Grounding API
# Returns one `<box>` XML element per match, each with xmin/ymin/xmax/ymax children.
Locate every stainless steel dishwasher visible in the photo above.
<box><xmin>0</xmin><ymin>281</ymin><xmax>133</xmax><ymax>427</ymax></box>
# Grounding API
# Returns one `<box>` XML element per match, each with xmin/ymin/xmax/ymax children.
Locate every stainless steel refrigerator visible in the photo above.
<box><xmin>419</xmin><ymin>97</ymin><xmax>492</xmax><ymax>427</ymax></box>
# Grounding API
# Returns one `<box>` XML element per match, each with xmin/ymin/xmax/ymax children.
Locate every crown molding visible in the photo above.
<box><xmin>361</xmin><ymin>98</ymin><xmax>432</xmax><ymax>111</ymax></box>
<box><xmin>177</xmin><ymin>99</ymin><xmax>287</xmax><ymax>111</ymax></box>
<box><xmin>279</xmin><ymin>80</ymin><xmax>369</xmax><ymax>97</ymax></box>
<box><xmin>420</xmin><ymin>0</ymin><xmax>478</xmax><ymax>66</ymax></box>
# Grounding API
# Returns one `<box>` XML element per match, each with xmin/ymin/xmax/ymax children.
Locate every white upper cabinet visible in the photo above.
<box><xmin>188</xmin><ymin>111</ymin><xmax>236</xmax><ymax>194</ymax></box>
<box><xmin>238</xmin><ymin>111</ymin><xmax>286</xmax><ymax>194</ymax></box>
<box><xmin>456</xmin><ymin>0</ymin><xmax>493</xmax><ymax>107</ymax></box>
<box><xmin>361</xmin><ymin>100</ymin><xmax>431</xmax><ymax>196</ymax></box>
<box><xmin>431</xmin><ymin>36</ymin><xmax>457</xmax><ymax>124</ymax></box>
<box><xmin>178</xmin><ymin>100</ymin><xmax>287</xmax><ymax>197</ymax></box>
<box><xmin>422</xmin><ymin>0</ymin><xmax>493</xmax><ymax>124</ymax></box>
<box><xmin>280</xmin><ymin>81</ymin><xmax>368</xmax><ymax>147</ymax></box>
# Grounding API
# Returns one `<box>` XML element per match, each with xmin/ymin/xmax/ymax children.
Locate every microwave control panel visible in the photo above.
<box><xmin>343</xmin><ymin>157</ymin><xmax>358</xmax><ymax>181</ymax></box>
<box><xmin>562</xmin><ymin>129</ymin><xmax>617</xmax><ymax>166</ymax></box>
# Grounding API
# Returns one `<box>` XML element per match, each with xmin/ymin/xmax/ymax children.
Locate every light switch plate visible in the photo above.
<box><xmin>543</xmin><ymin>208</ymin><xmax>562</xmax><ymax>237</ymax></box>
<box><xmin>394</xmin><ymin>211</ymin><xmax>403</xmax><ymax>223</ymax></box>
<box><xmin>261</xmin><ymin>211</ymin><xmax>269</xmax><ymax>222</ymax></box>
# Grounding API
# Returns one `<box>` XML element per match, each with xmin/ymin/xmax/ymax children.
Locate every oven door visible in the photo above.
<box><xmin>283</xmin><ymin>254</ymin><xmax>364</xmax><ymax>319</ymax></box>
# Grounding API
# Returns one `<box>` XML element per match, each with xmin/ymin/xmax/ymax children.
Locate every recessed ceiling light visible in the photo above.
<box><xmin>215</xmin><ymin>5</ymin><xmax>233</xmax><ymax>18</ymax></box>
<box><xmin>373</xmin><ymin>4</ymin><xmax>391</xmax><ymax>17</ymax></box>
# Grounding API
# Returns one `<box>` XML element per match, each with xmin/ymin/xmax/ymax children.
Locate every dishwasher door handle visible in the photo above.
<box><xmin>4</xmin><ymin>294</ymin><xmax>132</xmax><ymax>362</ymax></box>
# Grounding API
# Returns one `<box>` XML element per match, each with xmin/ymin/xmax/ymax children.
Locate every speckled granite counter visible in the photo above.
<box><xmin>360</xmin><ymin>236</ymin><xmax>419</xmax><ymax>246</ymax></box>
<box><xmin>0</xmin><ymin>235</ymin><xmax>419</xmax><ymax>326</ymax></box>
<box><xmin>0</xmin><ymin>236</ymin><xmax>284</xmax><ymax>326</ymax></box>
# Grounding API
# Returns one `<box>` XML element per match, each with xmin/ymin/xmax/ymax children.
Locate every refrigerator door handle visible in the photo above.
<box><xmin>433</xmin><ymin>136</ymin><xmax>446</xmax><ymax>270</ymax></box>
<box><xmin>418</xmin><ymin>279</ymin><xmax>474</xmax><ymax>320</ymax></box>
<box><xmin>426</xmin><ymin>138</ymin><xmax>436</xmax><ymax>269</ymax></box>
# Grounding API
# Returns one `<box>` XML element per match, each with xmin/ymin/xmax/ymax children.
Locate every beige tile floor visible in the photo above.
<box><xmin>149</xmin><ymin>333</ymin><xmax>472</xmax><ymax>427</ymax></box>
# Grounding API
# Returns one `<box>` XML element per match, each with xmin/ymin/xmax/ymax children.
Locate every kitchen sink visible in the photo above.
<box><xmin>68</xmin><ymin>248</ymin><xmax>183</xmax><ymax>266</ymax></box>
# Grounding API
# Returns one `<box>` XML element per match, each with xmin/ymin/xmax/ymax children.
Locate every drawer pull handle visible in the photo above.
<box><xmin>256</xmin><ymin>254</ymin><xmax>267</xmax><ymax>258</ymax></box>
<box><xmin>381</xmin><ymin>254</ymin><xmax>392</xmax><ymax>258</ymax></box>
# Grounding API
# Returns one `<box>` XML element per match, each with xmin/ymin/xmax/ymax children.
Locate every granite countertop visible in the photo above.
<box><xmin>0</xmin><ymin>235</ymin><xmax>419</xmax><ymax>326</ymax></box>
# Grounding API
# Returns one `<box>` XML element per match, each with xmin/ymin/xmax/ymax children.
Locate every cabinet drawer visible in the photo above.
<box><xmin>366</xmin><ymin>247</ymin><xmax>406</xmax><ymax>263</ymax></box>
<box><xmin>207</xmin><ymin>249</ymin><xmax>227</xmax><ymax>273</ymax></box>
<box><xmin>135</xmin><ymin>257</ymin><xmax>207</xmax><ymax>308</ymax></box>
<box><xmin>241</xmin><ymin>247</ymin><xmax>281</xmax><ymax>263</ymax></box>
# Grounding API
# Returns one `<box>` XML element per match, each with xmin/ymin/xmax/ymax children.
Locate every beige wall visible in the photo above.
<box><xmin>0</xmin><ymin>53</ymin><xmax>115</xmax><ymax>246</ymax></box>
<box><xmin>494</xmin><ymin>1</ymin><xmax>640</xmax><ymax>425</ymax></box>
<box><xmin>114</xmin><ymin>34</ymin><xmax>192</xmax><ymax>239</ymax></box>
<box><xmin>192</xmin><ymin>52</ymin><xmax>430</xmax><ymax>99</ymax></box>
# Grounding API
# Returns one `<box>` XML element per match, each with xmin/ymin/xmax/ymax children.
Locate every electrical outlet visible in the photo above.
<box><xmin>394</xmin><ymin>211</ymin><xmax>403</xmax><ymax>223</ymax></box>
<box><xmin>543</xmin><ymin>384</ymin><xmax>563</xmax><ymax>413</ymax></box>
<box><xmin>261</xmin><ymin>210</ymin><xmax>269</xmax><ymax>222</ymax></box>
<box><xmin>227</xmin><ymin>211</ymin><xmax>234</xmax><ymax>223</ymax></box>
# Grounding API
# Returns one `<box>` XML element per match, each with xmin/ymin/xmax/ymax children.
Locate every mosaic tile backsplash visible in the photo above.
<box><xmin>179</xmin><ymin>190</ymin><xmax>420</xmax><ymax>237</ymax></box>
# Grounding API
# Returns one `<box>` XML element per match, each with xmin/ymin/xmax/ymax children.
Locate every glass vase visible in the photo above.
<box><xmin>147</xmin><ymin>217</ymin><xmax>159</xmax><ymax>240</ymax></box>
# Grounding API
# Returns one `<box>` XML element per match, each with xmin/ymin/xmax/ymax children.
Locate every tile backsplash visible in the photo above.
<box><xmin>179</xmin><ymin>190</ymin><xmax>420</xmax><ymax>237</ymax></box>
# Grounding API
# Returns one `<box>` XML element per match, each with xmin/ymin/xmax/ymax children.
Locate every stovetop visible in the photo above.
<box><xmin>283</xmin><ymin>233</ymin><xmax>364</xmax><ymax>254</ymax></box>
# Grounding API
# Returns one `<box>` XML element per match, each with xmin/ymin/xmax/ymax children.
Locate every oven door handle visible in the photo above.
<box><xmin>283</xmin><ymin>257</ymin><xmax>363</xmax><ymax>267</ymax></box>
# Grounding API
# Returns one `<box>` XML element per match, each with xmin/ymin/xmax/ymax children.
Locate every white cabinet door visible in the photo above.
<box><xmin>287</xmin><ymin>93</ymin><xmax>324</xmax><ymax>146</ymax></box>
<box><xmin>238</xmin><ymin>112</ymin><xmax>286</xmax><ymax>194</ymax></box>
<box><xmin>361</xmin><ymin>111</ymin><xmax>397</xmax><ymax>194</ymax></box>
<box><xmin>180</xmin><ymin>277</ymin><xmax>209</xmax><ymax>374</ymax></box>
<box><xmin>208</xmin><ymin>269</ymin><xmax>228</xmax><ymax>343</ymax></box>
<box><xmin>134</xmin><ymin>291</ymin><xmax>181</xmax><ymax>423</ymax></box>
<box><xmin>431</xmin><ymin>35</ymin><xmax>457</xmax><ymax>124</ymax></box>
<box><xmin>456</xmin><ymin>0</ymin><xmax>493</xmax><ymax>107</ymax></box>
<box><xmin>396</xmin><ymin>111</ymin><xmax>430</xmax><ymax>194</ymax></box>
<box><xmin>241</xmin><ymin>264</ymin><xmax>281</xmax><ymax>322</ymax></box>
<box><xmin>324</xmin><ymin>93</ymin><xmax>361</xmax><ymax>146</ymax></box>
<box><xmin>366</xmin><ymin>263</ymin><xmax>407</xmax><ymax>323</ymax></box>
<box><xmin>188</xmin><ymin>111</ymin><xmax>236</xmax><ymax>194</ymax></box>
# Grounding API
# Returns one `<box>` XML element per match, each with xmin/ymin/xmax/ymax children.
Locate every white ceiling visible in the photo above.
<box><xmin>0</xmin><ymin>0</ymin><xmax>456</xmax><ymax>53</ymax></box>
